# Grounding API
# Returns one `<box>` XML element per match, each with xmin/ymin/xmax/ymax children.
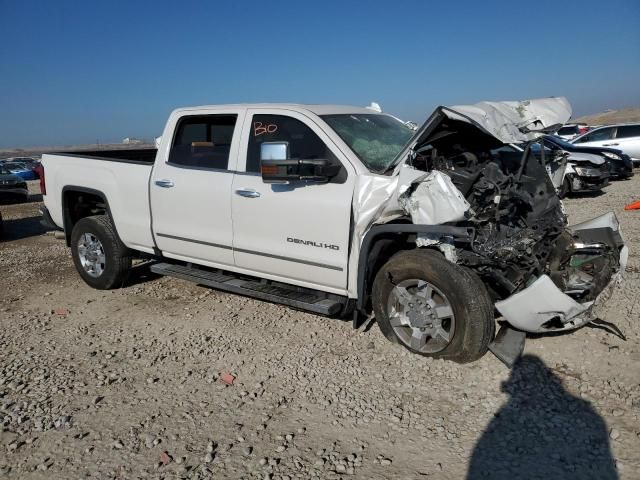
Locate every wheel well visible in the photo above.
<box><xmin>361</xmin><ymin>232</ymin><xmax>416</xmax><ymax>313</ymax></box>
<box><xmin>356</xmin><ymin>223</ymin><xmax>473</xmax><ymax>314</ymax></box>
<box><xmin>62</xmin><ymin>189</ymin><xmax>108</xmax><ymax>245</ymax></box>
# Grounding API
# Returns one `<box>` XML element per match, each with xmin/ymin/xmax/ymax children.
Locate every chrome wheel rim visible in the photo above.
<box><xmin>77</xmin><ymin>233</ymin><xmax>106</xmax><ymax>278</ymax></box>
<box><xmin>386</xmin><ymin>278</ymin><xmax>456</xmax><ymax>353</ymax></box>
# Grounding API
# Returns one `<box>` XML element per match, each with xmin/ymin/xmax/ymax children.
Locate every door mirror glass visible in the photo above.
<box><xmin>260</xmin><ymin>141</ymin><xmax>289</xmax><ymax>161</ymax></box>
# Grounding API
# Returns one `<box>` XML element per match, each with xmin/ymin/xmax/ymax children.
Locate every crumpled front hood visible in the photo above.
<box><xmin>567</xmin><ymin>151</ymin><xmax>606</xmax><ymax>166</ymax></box>
<box><xmin>408</xmin><ymin>97</ymin><xmax>572</xmax><ymax>155</ymax></box>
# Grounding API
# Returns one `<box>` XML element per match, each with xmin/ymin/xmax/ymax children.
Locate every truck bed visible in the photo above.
<box><xmin>49</xmin><ymin>148</ymin><xmax>157</xmax><ymax>164</ymax></box>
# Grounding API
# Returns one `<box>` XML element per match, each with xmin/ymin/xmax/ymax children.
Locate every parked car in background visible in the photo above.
<box><xmin>527</xmin><ymin>140</ymin><xmax>610</xmax><ymax>198</ymax></box>
<box><xmin>572</xmin><ymin>124</ymin><xmax>640</xmax><ymax>166</ymax></box>
<box><xmin>0</xmin><ymin>165</ymin><xmax>29</xmax><ymax>203</ymax></box>
<box><xmin>555</xmin><ymin>123</ymin><xmax>590</xmax><ymax>140</ymax></box>
<box><xmin>1</xmin><ymin>161</ymin><xmax>38</xmax><ymax>181</ymax></box>
<box><xmin>546</xmin><ymin>135</ymin><xmax>633</xmax><ymax>179</ymax></box>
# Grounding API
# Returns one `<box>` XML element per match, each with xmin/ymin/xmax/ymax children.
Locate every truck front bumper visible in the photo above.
<box><xmin>495</xmin><ymin>212</ymin><xmax>627</xmax><ymax>333</ymax></box>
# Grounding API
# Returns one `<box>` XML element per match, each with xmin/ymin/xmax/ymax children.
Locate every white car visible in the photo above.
<box><xmin>555</xmin><ymin>123</ymin><xmax>589</xmax><ymax>140</ymax></box>
<box><xmin>572</xmin><ymin>124</ymin><xmax>640</xmax><ymax>165</ymax></box>
<box><xmin>38</xmin><ymin>98</ymin><xmax>626</xmax><ymax>365</ymax></box>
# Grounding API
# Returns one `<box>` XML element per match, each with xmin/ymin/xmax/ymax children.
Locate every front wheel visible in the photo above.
<box><xmin>70</xmin><ymin>215</ymin><xmax>132</xmax><ymax>289</ymax></box>
<box><xmin>372</xmin><ymin>249</ymin><xmax>495</xmax><ymax>363</ymax></box>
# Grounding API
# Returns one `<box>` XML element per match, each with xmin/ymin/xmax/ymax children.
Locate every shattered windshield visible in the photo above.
<box><xmin>322</xmin><ymin>114</ymin><xmax>414</xmax><ymax>172</ymax></box>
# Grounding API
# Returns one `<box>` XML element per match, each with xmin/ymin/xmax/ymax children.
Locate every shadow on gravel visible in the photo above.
<box><xmin>0</xmin><ymin>215</ymin><xmax>50</xmax><ymax>242</ymax></box>
<box><xmin>126</xmin><ymin>261</ymin><xmax>162</xmax><ymax>286</ymax></box>
<box><xmin>467</xmin><ymin>354</ymin><xmax>617</xmax><ymax>480</ymax></box>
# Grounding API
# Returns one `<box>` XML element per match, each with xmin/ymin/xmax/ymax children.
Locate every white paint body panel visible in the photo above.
<box><xmin>231</xmin><ymin>108</ymin><xmax>357</xmax><ymax>291</ymax></box>
<box><xmin>149</xmin><ymin>106</ymin><xmax>246</xmax><ymax>267</ymax></box>
<box><xmin>41</xmin><ymin>155</ymin><xmax>155</xmax><ymax>254</ymax></box>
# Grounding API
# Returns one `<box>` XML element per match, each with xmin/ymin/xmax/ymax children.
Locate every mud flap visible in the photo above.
<box><xmin>488</xmin><ymin>325</ymin><xmax>526</xmax><ymax>367</ymax></box>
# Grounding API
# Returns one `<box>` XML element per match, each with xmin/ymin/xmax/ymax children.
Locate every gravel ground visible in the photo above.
<box><xmin>1</xmin><ymin>179</ymin><xmax>639</xmax><ymax>479</ymax></box>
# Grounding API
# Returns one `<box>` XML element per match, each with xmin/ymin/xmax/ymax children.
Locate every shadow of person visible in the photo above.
<box><xmin>466</xmin><ymin>354</ymin><xmax>618</xmax><ymax>480</ymax></box>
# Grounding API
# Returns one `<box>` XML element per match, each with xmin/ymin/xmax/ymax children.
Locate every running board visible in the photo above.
<box><xmin>150</xmin><ymin>262</ymin><xmax>345</xmax><ymax>316</ymax></box>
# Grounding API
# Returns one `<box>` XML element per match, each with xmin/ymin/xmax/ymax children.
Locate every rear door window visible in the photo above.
<box><xmin>615</xmin><ymin>125</ymin><xmax>640</xmax><ymax>139</ymax></box>
<box><xmin>169</xmin><ymin>115</ymin><xmax>237</xmax><ymax>169</ymax></box>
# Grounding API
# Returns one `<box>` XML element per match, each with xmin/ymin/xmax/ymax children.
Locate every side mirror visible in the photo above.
<box><xmin>260</xmin><ymin>142</ymin><xmax>339</xmax><ymax>184</ymax></box>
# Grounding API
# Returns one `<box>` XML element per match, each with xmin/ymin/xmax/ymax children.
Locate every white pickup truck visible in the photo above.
<box><xmin>40</xmin><ymin>98</ymin><xmax>627</xmax><ymax>365</ymax></box>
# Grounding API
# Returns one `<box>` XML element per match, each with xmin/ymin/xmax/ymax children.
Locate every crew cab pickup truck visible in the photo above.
<box><xmin>40</xmin><ymin>99</ymin><xmax>627</xmax><ymax>365</ymax></box>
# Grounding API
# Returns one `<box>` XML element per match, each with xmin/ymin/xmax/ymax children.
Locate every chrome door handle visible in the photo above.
<box><xmin>235</xmin><ymin>188</ymin><xmax>261</xmax><ymax>198</ymax></box>
<box><xmin>155</xmin><ymin>179</ymin><xmax>174</xmax><ymax>188</ymax></box>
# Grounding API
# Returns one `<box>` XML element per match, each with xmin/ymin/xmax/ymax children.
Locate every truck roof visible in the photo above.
<box><xmin>172</xmin><ymin>103</ymin><xmax>377</xmax><ymax>116</ymax></box>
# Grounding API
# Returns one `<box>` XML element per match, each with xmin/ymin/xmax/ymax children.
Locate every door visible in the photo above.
<box><xmin>150</xmin><ymin>110</ymin><xmax>244</xmax><ymax>267</ymax></box>
<box><xmin>613</xmin><ymin>125</ymin><xmax>640</xmax><ymax>160</ymax></box>
<box><xmin>231</xmin><ymin>109</ymin><xmax>355</xmax><ymax>292</ymax></box>
<box><xmin>572</xmin><ymin>126</ymin><xmax>615</xmax><ymax>148</ymax></box>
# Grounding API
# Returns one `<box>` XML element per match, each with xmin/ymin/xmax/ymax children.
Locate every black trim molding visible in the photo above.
<box><xmin>156</xmin><ymin>232</ymin><xmax>343</xmax><ymax>271</ymax></box>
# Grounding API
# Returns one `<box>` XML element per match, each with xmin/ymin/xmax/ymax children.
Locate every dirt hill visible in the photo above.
<box><xmin>574</xmin><ymin>107</ymin><xmax>640</xmax><ymax>125</ymax></box>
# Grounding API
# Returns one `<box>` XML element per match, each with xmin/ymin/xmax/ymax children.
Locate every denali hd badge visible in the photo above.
<box><xmin>287</xmin><ymin>237</ymin><xmax>339</xmax><ymax>251</ymax></box>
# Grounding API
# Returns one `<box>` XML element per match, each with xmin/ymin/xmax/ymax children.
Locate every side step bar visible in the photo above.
<box><xmin>150</xmin><ymin>262</ymin><xmax>346</xmax><ymax>316</ymax></box>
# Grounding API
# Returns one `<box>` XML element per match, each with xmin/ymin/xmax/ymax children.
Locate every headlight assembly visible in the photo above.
<box><xmin>574</xmin><ymin>167</ymin><xmax>602</xmax><ymax>177</ymax></box>
<box><xmin>602</xmin><ymin>152</ymin><xmax>621</xmax><ymax>160</ymax></box>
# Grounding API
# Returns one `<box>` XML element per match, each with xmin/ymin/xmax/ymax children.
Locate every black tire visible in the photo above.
<box><xmin>559</xmin><ymin>176</ymin><xmax>571</xmax><ymax>199</ymax></box>
<box><xmin>372</xmin><ymin>249</ymin><xmax>495</xmax><ymax>363</ymax></box>
<box><xmin>70</xmin><ymin>215</ymin><xmax>132</xmax><ymax>289</ymax></box>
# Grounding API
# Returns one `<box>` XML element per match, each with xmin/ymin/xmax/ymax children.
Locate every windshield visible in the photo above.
<box><xmin>322</xmin><ymin>114</ymin><xmax>414</xmax><ymax>172</ymax></box>
<box><xmin>5</xmin><ymin>162</ymin><xmax>25</xmax><ymax>170</ymax></box>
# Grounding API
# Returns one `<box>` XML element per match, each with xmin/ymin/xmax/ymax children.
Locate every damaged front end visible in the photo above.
<box><xmin>391</xmin><ymin>98</ymin><xmax>626</xmax><ymax>334</ymax></box>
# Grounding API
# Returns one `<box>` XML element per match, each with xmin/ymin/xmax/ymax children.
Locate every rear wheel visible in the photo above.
<box><xmin>70</xmin><ymin>215</ymin><xmax>132</xmax><ymax>289</ymax></box>
<box><xmin>372</xmin><ymin>249</ymin><xmax>495</xmax><ymax>363</ymax></box>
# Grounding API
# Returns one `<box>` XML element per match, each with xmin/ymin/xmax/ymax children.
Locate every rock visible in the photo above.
<box><xmin>381</xmin><ymin>458</ymin><xmax>392</xmax><ymax>466</ymax></box>
<box><xmin>610</xmin><ymin>428</ymin><xmax>620</xmax><ymax>440</ymax></box>
<box><xmin>276</xmin><ymin>445</ymin><xmax>286</xmax><ymax>453</ymax></box>
<box><xmin>159</xmin><ymin>451</ymin><xmax>172</xmax><ymax>465</ymax></box>
<box><xmin>112</xmin><ymin>440</ymin><xmax>124</xmax><ymax>449</ymax></box>
<box><xmin>142</xmin><ymin>434</ymin><xmax>156</xmax><ymax>449</ymax></box>
<box><xmin>242</xmin><ymin>446</ymin><xmax>252</xmax><ymax>456</ymax></box>
<box><xmin>204</xmin><ymin>452</ymin><xmax>214</xmax><ymax>463</ymax></box>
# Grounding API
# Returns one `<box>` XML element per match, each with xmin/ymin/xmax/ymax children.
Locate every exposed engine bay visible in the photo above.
<box><xmin>404</xmin><ymin>118</ymin><xmax>625</xmax><ymax>330</ymax></box>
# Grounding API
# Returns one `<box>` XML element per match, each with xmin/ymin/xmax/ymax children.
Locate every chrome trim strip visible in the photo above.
<box><xmin>155</xmin><ymin>233</ymin><xmax>344</xmax><ymax>271</ymax></box>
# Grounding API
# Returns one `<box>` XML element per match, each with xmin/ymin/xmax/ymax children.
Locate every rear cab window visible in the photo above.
<box><xmin>169</xmin><ymin>115</ymin><xmax>237</xmax><ymax>170</ymax></box>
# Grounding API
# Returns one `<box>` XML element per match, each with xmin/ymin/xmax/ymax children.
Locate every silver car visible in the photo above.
<box><xmin>571</xmin><ymin>123</ymin><xmax>640</xmax><ymax>166</ymax></box>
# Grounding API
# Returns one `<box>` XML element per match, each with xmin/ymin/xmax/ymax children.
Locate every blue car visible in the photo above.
<box><xmin>1</xmin><ymin>161</ymin><xmax>38</xmax><ymax>181</ymax></box>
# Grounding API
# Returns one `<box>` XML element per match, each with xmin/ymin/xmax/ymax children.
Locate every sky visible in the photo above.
<box><xmin>0</xmin><ymin>0</ymin><xmax>639</xmax><ymax>148</ymax></box>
